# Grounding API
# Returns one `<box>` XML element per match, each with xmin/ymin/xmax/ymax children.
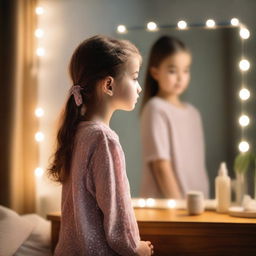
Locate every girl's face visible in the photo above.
<box><xmin>151</xmin><ymin>51</ymin><xmax>191</xmax><ymax>97</ymax></box>
<box><xmin>113</xmin><ymin>56</ymin><xmax>142</xmax><ymax>111</ymax></box>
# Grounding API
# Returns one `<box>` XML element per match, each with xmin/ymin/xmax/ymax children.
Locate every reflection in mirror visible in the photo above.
<box><xmin>112</xmin><ymin>25</ymin><xmax>242</xmax><ymax>199</ymax></box>
<box><xmin>139</xmin><ymin>35</ymin><xmax>209</xmax><ymax>199</ymax></box>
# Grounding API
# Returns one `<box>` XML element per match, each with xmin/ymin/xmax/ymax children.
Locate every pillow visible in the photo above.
<box><xmin>14</xmin><ymin>214</ymin><xmax>51</xmax><ymax>256</ymax></box>
<box><xmin>0</xmin><ymin>205</ymin><xmax>34</xmax><ymax>256</ymax></box>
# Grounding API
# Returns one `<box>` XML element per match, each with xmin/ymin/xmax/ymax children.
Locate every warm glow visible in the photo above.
<box><xmin>239</xmin><ymin>115</ymin><xmax>250</xmax><ymax>127</ymax></box>
<box><xmin>35</xmin><ymin>132</ymin><xmax>45</xmax><ymax>142</ymax></box>
<box><xmin>117</xmin><ymin>25</ymin><xmax>127</xmax><ymax>33</ymax></box>
<box><xmin>35</xmin><ymin>7</ymin><xmax>44</xmax><ymax>15</ymax></box>
<box><xmin>239</xmin><ymin>59</ymin><xmax>250</xmax><ymax>71</ymax></box>
<box><xmin>35</xmin><ymin>28</ymin><xmax>44</xmax><ymax>38</ymax></box>
<box><xmin>239</xmin><ymin>88</ymin><xmax>250</xmax><ymax>100</ymax></box>
<box><xmin>177</xmin><ymin>20</ymin><xmax>187</xmax><ymax>29</ymax></box>
<box><xmin>230</xmin><ymin>18</ymin><xmax>239</xmax><ymax>26</ymax></box>
<box><xmin>36</xmin><ymin>48</ymin><xmax>45</xmax><ymax>57</ymax></box>
<box><xmin>239</xmin><ymin>141</ymin><xmax>250</xmax><ymax>152</ymax></box>
<box><xmin>138</xmin><ymin>199</ymin><xmax>146</xmax><ymax>207</ymax></box>
<box><xmin>206</xmin><ymin>19</ymin><xmax>215</xmax><ymax>28</ymax></box>
<box><xmin>147</xmin><ymin>22</ymin><xmax>158</xmax><ymax>31</ymax></box>
<box><xmin>35</xmin><ymin>107</ymin><xmax>44</xmax><ymax>117</ymax></box>
<box><xmin>167</xmin><ymin>199</ymin><xmax>177</xmax><ymax>208</ymax></box>
<box><xmin>146</xmin><ymin>198</ymin><xmax>156</xmax><ymax>207</ymax></box>
<box><xmin>239</xmin><ymin>27</ymin><xmax>250</xmax><ymax>39</ymax></box>
<box><xmin>34</xmin><ymin>167</ymin><xmax>44</xmax><ymax>177</ymax></box>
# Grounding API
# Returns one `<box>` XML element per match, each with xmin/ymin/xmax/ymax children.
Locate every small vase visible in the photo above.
<box><xmin>235</xmin><ymin>172</ymin><xmax>248</xmax><ymax>205</ymax></box>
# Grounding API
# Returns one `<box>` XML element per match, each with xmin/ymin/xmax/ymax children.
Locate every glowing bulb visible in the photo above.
<box><xmin>36</xmin><ymin>48</ymin><xmax>45</xmax><ymax>57</ymax></box>
<box><xmin>167</xmin><ymin>199</ymin><xmax>177</xmax><ymax>208</ymax></box>
<box><xmin>239</xmin><ymin>115</ymin><xmax>250</xmax><ymax>127</ymax></box>
<box><xmin>177</xmin><ymin>20</ymin><xmax>187</xmax><ymax>29</ymax></box>
<box><xmin>147</xmin><ymin>22</ymin><xmax>157</xmax><ymax>31</ymax></box>
<box><xmin>239</xmin><ymin>141</ymin><xmax>250</xmax><ymax>152</ymax></box>
<box><xmin>138</xmin><ymin>199</ymin><xmax>146</xmax><ymax>207</ymax></box>
<box><xmin>239</xmin><ymin>59</ymin><xmax>250</xmax><ymax>71</ymax></box>
<box><xmin>34</xmin><ymin>167</ymin><xmax>44</xmax><ymax>177</ymax></box>
<box><xmin>35</xmin><ymin>107</ymin><xmax>44</xmax><ymax>117</ymax></box>
<box><xmin>35</xmin><ymin>132</ymin><xmax>44</xmax><ymax>142</ymax></box>
<box><xmin>231</xmin><ymin>18</ymin><xmax>239</xmax><ymax>26</ymax></box>
<box><xmin>35</xmin><ymin>28</ymin><xmax>44</xmax><ymax>38</ymax></box>
<box><xmin>146</xmin><ymin>198</ymin><xmax>155</xmax><ymax>207</ymax></box>
<box><xmin>206</xmin><ymin>19</ymin><xmax>215</xmax><ymax>28</ymax></box>
<box><xmin>240</xmin><ymin>27</ymin><xmax>250</xmax><ymax>39</ymax></box>
<box><xmin>239</xmin><ymin>88</ymin><xmax>250</xmax><ymax>100</ymax></box>
<box><xmin>117</xmin><ymin>25</ymin><xmax>127</xmax><ymax>33</ymax></box>
<box><xmin>35</xmin><ymin>7</ymin><xmax>44</xmax><ymax>15</ymax></box>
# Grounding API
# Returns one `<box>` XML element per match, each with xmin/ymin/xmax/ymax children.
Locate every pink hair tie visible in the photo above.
<box><xmin>70</xmin><ymin>85</ymin><xmax>83</xmax><ymax>106</ymax></box>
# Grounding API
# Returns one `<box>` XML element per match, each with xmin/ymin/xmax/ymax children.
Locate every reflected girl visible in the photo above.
<box><xmin>140</xmin><ymin>35</ymin><xmax>209</xmax><ymax>199</ymax></box>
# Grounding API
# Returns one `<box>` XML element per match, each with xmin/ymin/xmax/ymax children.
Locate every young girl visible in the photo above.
<box><xmin>48</xmin><ymin>35</ymin><xmax>153</xmax><ymax>256</ymax></box>
<box><xmin>140</xmin><ymin>35</ymin><xmax>209</xmax><ymax>199</ymax></box>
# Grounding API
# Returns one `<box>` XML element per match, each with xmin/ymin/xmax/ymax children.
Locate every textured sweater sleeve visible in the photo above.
<box><xmin>90</xmin><ymin>131</ymin><xmax>140</xmax><ymax>256</ymax></box>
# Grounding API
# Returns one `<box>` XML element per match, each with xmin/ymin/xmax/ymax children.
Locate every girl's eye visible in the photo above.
<box><xmin>134</xmin><ymin>77</ymin><xmax>138</xmax><ymax>81</ymax></box>
<box><xmin>168</xmin><ymin>70</ymin><xmax>176</xmax><ymax>74</ymax></box>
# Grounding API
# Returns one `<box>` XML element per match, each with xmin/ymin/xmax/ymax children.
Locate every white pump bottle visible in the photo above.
<box><xmin>215</xmin><ymin>162</ymin><xmax>231</xmax><ymax>213</ymax></box>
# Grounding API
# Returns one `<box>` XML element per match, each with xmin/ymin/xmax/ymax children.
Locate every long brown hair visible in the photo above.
<box><xmin>140</xmin><ymin>35</ymin><xmax>189</xmax><ymax>113</ymax></box>
<box><xmin>48</xmin><ymin>35</ymin><xmax>141</xmax><ymax>183</ymax></box>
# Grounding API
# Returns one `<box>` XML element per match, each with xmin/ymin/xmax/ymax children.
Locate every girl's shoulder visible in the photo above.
<box><xmin>185</xmin><ymin>103</ymin><xmax>201</xmax><ymax>115</ymax></box>
<box><xmin>77</xmin><ymin>121</ymin><xmax>119</xmax><ymax>143</ymax></box>
<box><xmin>142</xmin><ymin>97</ymin><xmax>201</xmax><ymax>117</ymax></box>
<box><xmin>143</xmin><ymin>96</ymin><xmax>166</xmax><ymax>112</ymax></box>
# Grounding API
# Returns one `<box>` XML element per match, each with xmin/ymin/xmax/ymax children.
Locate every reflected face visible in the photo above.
<box><xmin>113</xmin><ymin>56</ymin><xmax>142</xmax><ymax>110</ymax></box>
<box><xmin>151</xmin><ymin>51</ymin><xmax>191</xmax><ymax>96</ymax></box>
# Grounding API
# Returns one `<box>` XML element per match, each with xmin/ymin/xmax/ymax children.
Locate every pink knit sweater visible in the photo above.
<box><xmin>54</xmin><ymin>121</ymin><xmax>140</xmax><ymax>256</ymax></box>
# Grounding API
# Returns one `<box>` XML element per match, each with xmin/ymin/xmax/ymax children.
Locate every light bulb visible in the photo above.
<box><xmin>239</xmin><ymin>115</ymin><xmax>250</xmax><ymax>127</ymax></box>
<box><xmin>238</xmin><ymin>141</ymin><xmax>250</xmax><ymax>152</ymax></box>
<box><xmin>240</xmin><ymin>27</ymin><xmax>250</xmax><ymax>39</ymax></box>
<box><xmin>239</xmin><ymin>88</ymin><xmax>250</xmax><ymax>100</ymax></box>
<box><xmin>35</xmin><ymin>7</ymin><xmax>44</xmax><ymax>15</ymax></box>
<box><xmin>147</xmin><ymin>22</ymin><xmax>157</xmax><ymax>31</ymax></box>
<box><xmin>138</xmin><ymin>199</ymin><xmax>146</xmax><ymax>207</ymax></box>
<box><xmin>146</xmin><ymin>198</ymin><xmax>155</xmax><ymax>207</ymax></box>
<box><xmin>36</xmin><ymin>48</ymin><xmax>45</xmax><ymax>57</ymax></box>
<box><xmin>35</xmin><ymin>132</ymin><xmax>44</xmax><ymax>142</ymax></box>
<box><xmin>35</xmin><ymin>107</ymin><xmax>44</xmax><ymax>117</ymax></box>
<box><xmin>239</xmin><ymin>59</ymin><xmax>250</xmax><ymax>71</ymax></box>
<box><xmin>117</xmin><ymin>25</ymin><xmax>127</xmax><ymax>33</ymax></box>
<box><xmin>167</xmin><ymin>199</ymin><xmax>176</xmax><ymax>208</ymax></box>
<box><xmin>231</xmin><ymin>18</ymin><xmax>239</xmax><ymax>26</ymax></box>
<box><xmin>177</xmin><ymin>20</ymin><xmax>187</xmax><ymax>29</ymax></box>
<box><xmin>34</xmin><ymin>167</ymin><xmax>44</xmax><ymax>177</ymax></box>
<box><xmin>35</xmin><ymin>28</ymin><xmax>44</xmax><ymax>38</ymax></box>
<box><xmin>206</xmin><ymin>19</ymin><xmax>215</xmax><ymax>28</ymax></box>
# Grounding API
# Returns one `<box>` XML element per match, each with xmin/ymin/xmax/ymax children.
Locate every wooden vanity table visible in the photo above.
<box><xmin>47</xmin><ymin>208</ymin><xmax>256</xmax><ymax>255</ymax></box>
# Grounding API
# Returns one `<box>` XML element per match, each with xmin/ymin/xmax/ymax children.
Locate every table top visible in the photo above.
<box><xmin>47</xmin><ymin>208</ymin><xmax>256</xmax><ymax>224</ymax></box>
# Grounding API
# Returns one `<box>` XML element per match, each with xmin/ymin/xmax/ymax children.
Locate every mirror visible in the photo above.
<box><xmin>111</xmin><ymin>26</ymin><xmax>242</xmax><ymax>198</ymax></box>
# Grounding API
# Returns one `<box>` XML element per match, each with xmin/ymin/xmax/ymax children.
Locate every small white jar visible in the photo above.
<box><xmin>186</xmin><ymin>191</ymin><xmax>205</xmax><ymax>215</ymax></box>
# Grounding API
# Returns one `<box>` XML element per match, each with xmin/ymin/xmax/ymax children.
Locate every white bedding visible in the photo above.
<box><xmin>0</xmin><ymin>206</ymin><xmax>52</xmax><ymax>256</ymax></box>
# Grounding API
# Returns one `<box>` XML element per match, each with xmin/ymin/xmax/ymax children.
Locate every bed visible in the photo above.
<box><xmin>0</xmin><ymin>205</ymin><xmax>52</xmax><ymax>256</ymax></box>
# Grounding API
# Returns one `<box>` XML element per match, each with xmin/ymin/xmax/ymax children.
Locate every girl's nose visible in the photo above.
<box><xmin>177</xmin><ymin>73</ymin><xmax>182</xmax><ymax>82</ymax></box>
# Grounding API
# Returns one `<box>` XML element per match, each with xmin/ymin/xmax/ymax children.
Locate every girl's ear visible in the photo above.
<box><xmin>102</xmin><ymin>76</ymin><xmax>114</xmax><ymax>96</ymax></box>
<box><xmin>149</xmin><ymin>67</ymin><xmax>159</xmax><ymax>81</ymax></box>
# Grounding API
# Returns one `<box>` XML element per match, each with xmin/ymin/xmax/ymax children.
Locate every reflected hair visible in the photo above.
<box><xmin>140</xmin><ymin>35</ymin><xmax>189</xmax><ymax>113</ymax></box>
<box><xmin>48</xmin><ymin>35</ymin><xmax>141</xmax><ymax>183</ymax></box>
